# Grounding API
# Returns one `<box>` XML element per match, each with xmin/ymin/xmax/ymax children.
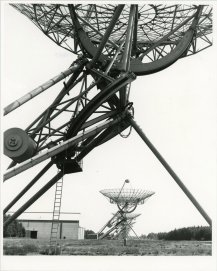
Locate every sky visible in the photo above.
<box><xmin>1</xmin><ymin>0</ymin><xmax>217</xmax><ymax>242</ymax></box>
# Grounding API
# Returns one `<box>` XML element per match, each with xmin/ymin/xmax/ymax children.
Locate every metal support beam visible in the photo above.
<box><xmin>3</xmin><ymin>161</ymin><xmax>53</xmax><ymax>213</ymax></box>
<box><xmin>76</xmin><ymin>12</ymin><xmax>118</xmax><ymax>49</ymax></box>
<box><xmin>77</xmin><ymin>122</ymin><xmax>124</xmax><ymax>161</ymax></box>
<box><xmin>99</xmin><ymin>218</ymin><xmax>124</xmax><ymax>240</ymax></box>
<box><xmin>119</xmin><ymin>5</ymin><xmax>136</xmax><ymax>107</ymax></box>
<box><xmin>27</xmin><ymin>62</ymin><xmax>85</xmax><ymax>138</ymax></box>
<box><xmin>4</xmin><ymin>171</ymin><xmax>64</xmax><ymax>228</ymax></box>
<box><xmin>4</xmin><ymin>65</ymin><xmax>79</xmax><ymax>116</ymax></box>
<box><xmin>132</xmin><ymin>5</ymin><xmax>138</xmax><ymax>56</ymax></box>
<box><xmin>129</xmin><ymin>117</ymin><xmax>212</xmax><ymax>226</ymax></box>
<box><xmin>104</xmin><ymin>40</ymin><xmax>124</xmax><ymax>75</ymax></box>
<box><xmin>88</xmin><ymin>5</ymin><xmax>124</xmax><ymax>68</ymax></box>
<box><xmin>97</xmin><ymin>211</ymin><xmax>121</xmax><ymax>235</ymax></box>
<box><xmin>119</xmin><ymin>5</ymin><xmax>136</xmax><ymax>72</ymax></box>
<box><xmin>125</xmin><ymin>219</ymin><xmax>140</xmax><ymax>239</ymax></box>
<box><xmin>4</xmin><ymin>114</ymin><xmax>125</xmax><ymax>181</ymax></box>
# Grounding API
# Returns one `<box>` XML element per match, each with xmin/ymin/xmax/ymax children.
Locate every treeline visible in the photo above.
<box><xmin>3</xmin><ymin>215</ymin><xmax>25</xmax><ymax>238</ymax></box>
<box><xmin>142</xmin><ymin>226</ymin><xmax>211</xmax><ymax>241</ymax></box>
<box><xmin>84</xmin><ymin>229</ymin><xmax>97</xmax><ymax>239</ymax></box>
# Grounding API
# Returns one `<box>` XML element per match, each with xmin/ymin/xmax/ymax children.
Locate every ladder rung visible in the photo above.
<box><xmin>50</xmin><ymin>178</ymin><xmax>63</xmax><ymax>246</ymax></box>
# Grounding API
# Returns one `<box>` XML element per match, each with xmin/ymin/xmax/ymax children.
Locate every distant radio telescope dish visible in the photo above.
<box><xmin>98</xmin><ymin>181</ymin><xmax>155</xmax><ymax>244</ymax></box>
<box><xmin>100</xmin><ymin>188</ymin><xmax>155</xmax><ymax>213</ymax></box>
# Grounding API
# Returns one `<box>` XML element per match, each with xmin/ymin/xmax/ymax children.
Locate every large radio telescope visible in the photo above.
<box><xmin>98</xmin><ymin>181</ymin><xmax>154</xmax><ymax>244</ymax></box>
<box><xmin>3</xmin><ymin>4</ymin><xmax>212</xmax><ymax>230</ymax></box>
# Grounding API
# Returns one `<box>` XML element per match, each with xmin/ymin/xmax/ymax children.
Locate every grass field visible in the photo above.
<box><xmin>3</xmin><ymin>238</ymin><xmax>211</xmax><ymax>256</ymax></box>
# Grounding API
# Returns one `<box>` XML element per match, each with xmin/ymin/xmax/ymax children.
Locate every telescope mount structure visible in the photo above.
<box><xmin>3</xmin><ymin>4</ymin><xmax>213</xmax><ymax>250</ymax></box>
<box><xmin>98</xmin><ymin>180</ymin><xmax>154</xmax><ymax>245</ymax></box>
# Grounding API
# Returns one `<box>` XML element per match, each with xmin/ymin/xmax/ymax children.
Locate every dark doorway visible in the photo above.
<box><xmin>30</xmin><ymin>231</ymin><xmax>37</xmax><ymax>239</ymax></box>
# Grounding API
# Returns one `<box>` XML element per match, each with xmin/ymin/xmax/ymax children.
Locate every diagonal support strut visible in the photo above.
<box><xmin>128</xmin><ymin>117</ymin><xmax>212</xmax><ymax>227</ymax></box>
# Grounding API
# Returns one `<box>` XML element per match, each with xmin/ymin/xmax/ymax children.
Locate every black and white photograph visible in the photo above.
<box><xmin>1</xmin><ymin>1</ymin><xmax>216</xmax><ymax>271</ymax></box>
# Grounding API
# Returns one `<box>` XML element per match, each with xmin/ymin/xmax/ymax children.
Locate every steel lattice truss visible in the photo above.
<box><xmin>3</xmin><ymin>4</ymin><xmax>213</xmax><ymax>229</ymax></box>
<box><xmin>98</xmin><ymin>209</ymin><xmax>142</xmax><ymax>240</ymax></box>
<box><xmin>111</xmin><ymin>213</ymin><xmax>141</xmax><ymax>240</ymax></box>
<box><xmin>11</xmin><ymin>4</ymin><xmax>212</xmax><ymax>60</ymax></box>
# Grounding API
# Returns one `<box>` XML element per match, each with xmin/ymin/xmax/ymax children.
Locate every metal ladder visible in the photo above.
<box><xmin>49</xmin><ymin>175</ymin><xmax>63</xmax><ymax>253</ymax></box>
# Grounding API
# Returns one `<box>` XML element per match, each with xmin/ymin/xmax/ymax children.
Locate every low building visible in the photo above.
<box><xmin>18</xmin><ymin>219</ymin><xmax>84</xmax><ymax>240</ymax></box>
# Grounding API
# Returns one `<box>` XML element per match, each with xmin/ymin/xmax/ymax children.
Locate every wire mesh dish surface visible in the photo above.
<box><xmin>100</xmin><ymin>188</ymin><xmax>155</xmax><ymax>205</ymax></box>
<box><xmin>11</xmin><ymin>4</ymin><xmax>212</xmax><ymax>57</ymax></box>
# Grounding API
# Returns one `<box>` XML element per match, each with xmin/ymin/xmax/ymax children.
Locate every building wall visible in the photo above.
<box><xmin>19</xmin><ymin>220</ymin><xmax>80</xmax><ymax>239</ymax></box>
<box><xmin>61</xmin><ymin>222</ymin><xmax>78</xmax><ymax>239</ymax></box>
<box><xmin>78</xmin><ymin>227</ymin><xmax>85</xmax><ymax>240</ymax></box>
<box><xmin>21</xmin><ymin>221</ymin><xmax>58</xmax><ymax>239</ymax></box>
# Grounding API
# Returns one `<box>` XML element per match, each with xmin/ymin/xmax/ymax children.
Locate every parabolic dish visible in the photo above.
<box><xmin>11</xmin><ymin>4</ymin><xmax>212</xmax><ymax>60</ymax></box>
<box><xmin>100</xmin><ymin>188</ymin><xmax>155</xmax><ymax>205</ymax></box>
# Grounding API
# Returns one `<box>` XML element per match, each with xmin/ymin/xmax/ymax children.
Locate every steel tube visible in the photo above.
<box><xmin>27</xmin><ymin>63</ymin><xmax>84</xmax><ymax>139</ymax></box>
<box><xmin>119</xmin><ymin>5</ymin><xmax>136</xmax><ymax>72</ymax></box>
<box><xmin>119</xmin><ymin>5</ymin><xmax>136</xmax><ymax>107</ymax></box>
<box><xmin>99</xmin><ymin>218</ymin><xmax>124</xmax><ymax>240</ymax></box>
<box><xmin>97</xmin><ymin>211</ymin><xmax>121</xmax><ymax>235</ymax></box>
<box><xmin>3</xmin><ymin>161</ymin><xmax>53</xmax><ymax>213</ymax></box>
<box><xmin>129</xmin><ymin>117</ymin><xmax>212</xmax><ymax>226</ymax></box>
<box><xmin>76</xmin><ymin>12</ymin><xmax>118</xmax><ymax>49</ymax></box>
<box><xmin>4</xmin><ymin>171</ymin><xmax>64</xmax><ymax>228</ymax></box>
<box><xmin>4</xmin><ymin>114</ymin><xmax>125</xmax><ymax>181</ymax></box>
<box><xmin>88</xmin><ymin>5</ymin><xmax>124</xmax><ymax>68</ymax></box>
<box><xmin>30</xmin><ymin>75</ymin><xmax>96</xmax><ymax>139</ymax></box>
<box><xmin>132</xmin><ymin>5</ymin><xmax>138</xmax><ymax>56</ymax></box>
<box><xmin>4</xmin><ymin>65</ymin><xmax>79</xmax><ymax>116</ymax></box>
<box><xmin>104</xmin><ymin>40</ymin><xmax>125</xmax><ymax>75</ymax></box>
